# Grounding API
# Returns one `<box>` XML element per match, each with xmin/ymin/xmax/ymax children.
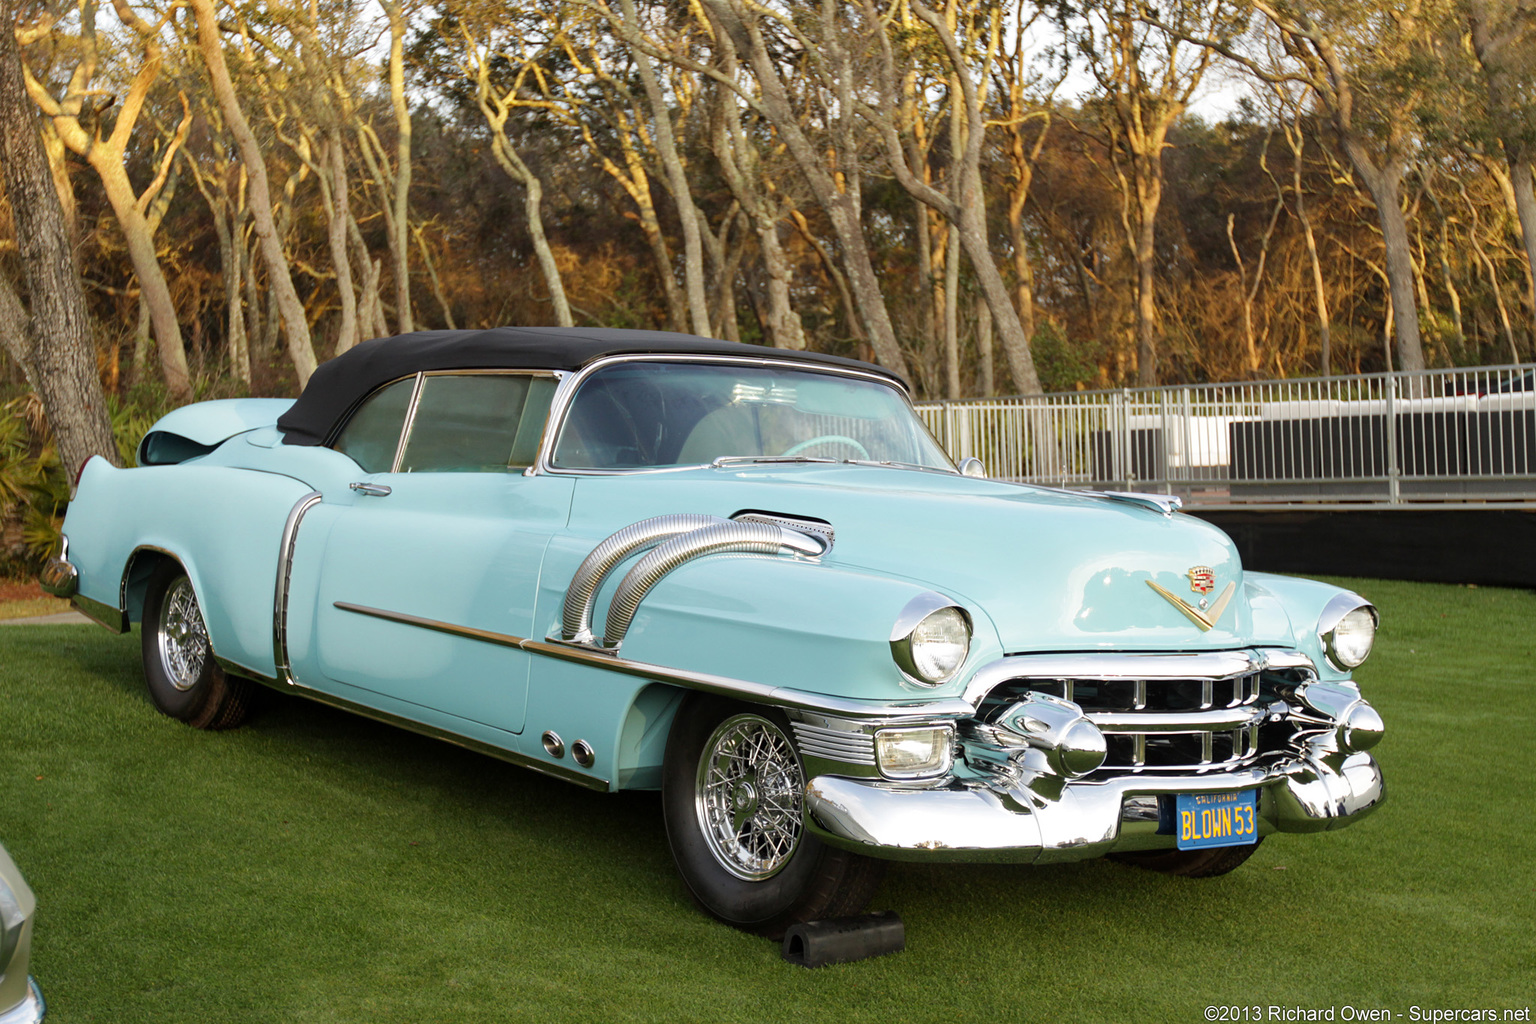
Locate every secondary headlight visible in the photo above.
<box><xmin>875</xmin><ymin>725</ymin><xmax>954</xmax><ymax>779</ymax></box>
<box><xmin>890</xmin><ymin>594</ymin><xmax>972</xmax><ymax>685</ymax></box>
<box><xmin>1319</xmin><ymin>596</ymin><xmax>1378</xmax><ymax>670</ymax></box>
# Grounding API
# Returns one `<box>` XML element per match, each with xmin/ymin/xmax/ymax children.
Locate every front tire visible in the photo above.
<box><xmin>141</xmin><ymin>564</ymin><xmax>254</xmax><ymax>730</ymax></box>
<box><xmin>661</xmin><ymin>695</ymin><xmax>884</xmax><ymax>937</ymax></box>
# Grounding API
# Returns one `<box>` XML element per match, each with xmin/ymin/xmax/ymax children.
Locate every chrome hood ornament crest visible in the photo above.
<box><xmin>1147</xmin><ymin>568</ymin><xmax>1235</xmax><ymax>632</ymax></box>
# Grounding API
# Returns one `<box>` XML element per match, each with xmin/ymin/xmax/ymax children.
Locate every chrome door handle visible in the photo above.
<box><xmin>349</xmin><ymin>482</ymin><xmax>392</xmax><ymax>497</ymax></box>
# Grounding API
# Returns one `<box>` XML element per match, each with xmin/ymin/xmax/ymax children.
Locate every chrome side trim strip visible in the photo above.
<box><xmin>241</xmin><ymin>667</ymin><xmax>610</xmax><ymax>792</ymax></box>
<box><xmin>336</xmin><ymin>601</ymin><xmax>971</xmax><ymax>721</ymax></box>
<box><xmin>273</xmin><ymin>491</ymin><xmax>323</xmax><ymax>686</ymax></box>
<box><xmin>335</xmin><ymin>601</ymin><xmax>524</xmax><ymax>649</ymax></box>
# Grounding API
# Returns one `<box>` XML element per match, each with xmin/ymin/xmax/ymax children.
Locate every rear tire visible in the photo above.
<box><xmin>141</xmin><ymin>563</ymin><xmax>254</xmax><ymax>730</ymax></box>
<box><xmin>1109</xmin><ymin>836</ymin><xmax>1264</xmax><ymax>878</ymax></box>
<box><xmin>661</xmin><ymin>694</ymin><xmax>884</xmax><ymax>937</ymax></box>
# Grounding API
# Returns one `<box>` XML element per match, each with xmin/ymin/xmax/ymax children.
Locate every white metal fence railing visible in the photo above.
<box><xmin>914</xmin><ymin>364</ymin><xmax>1536</xmax><ymax>507</ymax></box>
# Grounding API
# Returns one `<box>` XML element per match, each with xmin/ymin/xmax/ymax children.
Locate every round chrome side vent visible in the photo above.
<box><xmin>572</xmin><ymin>740</ymin><xmax>595</xmax><ymax>769</ymax></box>
<box><xmin>541</xmin><ymin>731</ymin><xmax>565</xmax><ymax>758</ymax></box>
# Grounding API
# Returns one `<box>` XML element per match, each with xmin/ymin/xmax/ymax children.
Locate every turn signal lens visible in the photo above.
<box><xmin>1325</xmin><ymin>606</ymin><xmax>1377</xmax><ymax>669</ymax></box>
<box><xmin>875</xmin><ymin>726</ymin><xmax>954</xmax><ymax>779</ymax></box>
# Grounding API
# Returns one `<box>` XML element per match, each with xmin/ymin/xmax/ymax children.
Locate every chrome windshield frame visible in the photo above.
<box><xmin>529</xmin><ymin>353</ymin><xmax>952</xmax><ymax>477</ymax></box>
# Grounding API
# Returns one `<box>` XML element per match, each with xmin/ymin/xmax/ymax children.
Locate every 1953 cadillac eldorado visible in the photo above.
<box><xmin>42</xmin><ymin>328</ymin><xmax>1386</xmax><ymax>936</ymax></box>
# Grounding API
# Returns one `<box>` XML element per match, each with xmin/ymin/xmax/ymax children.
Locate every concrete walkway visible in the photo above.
<box><xmin>1</xmin><ymin>611</ymin><xmax>93</xmax><ymax>626</ymax></box>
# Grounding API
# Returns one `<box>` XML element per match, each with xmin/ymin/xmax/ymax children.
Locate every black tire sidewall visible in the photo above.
<box><xmin>661</xmin><ymin>694</ymin><xmax>837</xmax><ymax>931</ymax></box>
<box><xmin>140</xmin><ymin>564</ymin><xmax>217</xmax><ymax>722</ymax></box>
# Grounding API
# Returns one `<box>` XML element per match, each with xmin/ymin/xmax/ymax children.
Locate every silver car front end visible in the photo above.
<box><xmin>0</xmin><ymin>846</ymin><xmax>44</xmax><ymax>1024</ymax></box>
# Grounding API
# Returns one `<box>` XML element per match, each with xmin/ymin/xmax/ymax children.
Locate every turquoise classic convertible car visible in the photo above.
<box><xmin>43</xmin><ymin>328</ymin><xmax>1385</xmax><ymax>936</ymax></box>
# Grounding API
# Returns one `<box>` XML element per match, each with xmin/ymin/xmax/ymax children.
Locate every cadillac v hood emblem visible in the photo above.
<box><xmin>1147</xmin><ymin>572</ymin><xmax>1236</xmax><ymax>632</ymax></box>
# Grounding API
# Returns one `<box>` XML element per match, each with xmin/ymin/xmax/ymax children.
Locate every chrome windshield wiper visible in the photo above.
<box><xmin>710</xmin><ymin>455</ymin><xmax>839</xmax><ymax>468</ymax></box>
<box><xmin>839</xmin><ymin>458</ymin><xmax>945</xmax><ymax>472</ymax></box>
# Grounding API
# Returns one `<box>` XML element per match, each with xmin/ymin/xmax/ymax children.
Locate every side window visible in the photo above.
<box><xmin>333</xmin><ymin>377</ymin><xmax>414</xmax><ymax>473</ymax></box>
<box><xmin>398</xmin><ymin>374</ymin><xmax>557</xmax><ymax>473</ymax></box>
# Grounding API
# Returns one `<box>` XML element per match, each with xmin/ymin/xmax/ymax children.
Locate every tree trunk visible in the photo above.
<box><xmin>190</xmin><ymin>0</ymin><xmax>317</xmax><ymax>384</ymax></box>
<box><xmin>1132</xmin><ymin>172</ymin><xmax>1161</xmax><ymax>386</ymax></box>
<box><xmin>1347</xmin><ymin>148</ymin><xmax>1424</xmax><ymax>371</ymax></box>
<box><xmin>324</xmin><ymin>133</ymin><xmax>359</xmax><ymax>356</ymax></box>
<box><xmin>94</xmin><ymin>163</ymin><xmax>192</xmax><ymax>399</ymax></box>
<box><xmin>709</xmin><ymin>72</ymin><xmax>804</xmax><ymax>349</ymax></box>
<box><xmin>974</xmin><ymin>293</ymin><xmax>993</xmax><ymax>396</ymax></box>
<box><xmin>384</xmin><ymin>0</ymin><xmax>413</xmax><ymax>334</ymax></box>
<box><xmin>619</xmin><ymin>0</ymin><xmax>710</xmax><ymax>336</ymax></box>
<box><xmin>0</xmin><ymin>3</ymin><xmax>116</xmax><ymax>481</ymax></box>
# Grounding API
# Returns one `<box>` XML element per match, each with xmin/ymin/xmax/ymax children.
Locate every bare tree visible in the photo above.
<box><xmin>1164</xmin><ymin>0</ymin><xmax>1446</xmax><ymax>373</ymax></box>
<box><xmin>1467</xmin><ymin>0</ymin><xmax>1536</xmax><ymax>325</ymax></box>
<box><xmin>457</xmin><ymin>12</ymin><xmax>573</xmax><ymax>326</ymax></box>
<box><xmin>696</xmin><ymin>0</ymin><xmax>911</xmax><ymax>377</ymax></box>
<box><xmin>1066</xmin><ymin>0</ymin><xmax>1234</xmax><ymax>385</ymax></box>
<box><xmin>189</xmin><ymin>0</ymin><xmax>317</xmax><ymax>384</ymax></box>
<box><xmin>862</xmin><ymin>0</ymin><xmax>1045</xmax><ymax>394</ymax></box>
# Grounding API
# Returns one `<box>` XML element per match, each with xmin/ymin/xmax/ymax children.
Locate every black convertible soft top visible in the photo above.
<box><xmin>275</xmin><ymin>327</ymin><xmax>903</xmax><ymax>446</ymax></box>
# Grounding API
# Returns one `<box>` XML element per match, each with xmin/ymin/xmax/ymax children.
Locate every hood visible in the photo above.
<box><xmin>567</xmin><ymin>465</ymin><xmax>1252</xmax><ymax>653</ymax></box>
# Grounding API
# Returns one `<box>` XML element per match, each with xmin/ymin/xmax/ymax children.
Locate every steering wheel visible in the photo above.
<box><xmin>780</xmin><ymin>434</ymin><xmax>871</xmax><ymax>459</ymax></box>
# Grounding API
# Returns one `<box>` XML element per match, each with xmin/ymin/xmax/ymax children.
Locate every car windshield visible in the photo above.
<box><xmin>550</xmin><ymin>361</ymin><xmax>955</xmax><ymax>471</ymax></box>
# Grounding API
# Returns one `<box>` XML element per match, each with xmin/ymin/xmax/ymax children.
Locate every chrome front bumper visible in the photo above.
<box><xmin>804</xmin><ymin>751</ymin><xmax>1385</xmax><ymax>863</ymax></box>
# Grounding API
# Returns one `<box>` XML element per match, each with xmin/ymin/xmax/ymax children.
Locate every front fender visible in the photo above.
<box><xmin>589</xmin><ymin>554</ymin><xmax>1003</xmax><ymax>703</ymax></box>
<box><xmin>1245</xmin><ymin>572</ymin><xmax>1372</xmax><ymax>681</ymax></box>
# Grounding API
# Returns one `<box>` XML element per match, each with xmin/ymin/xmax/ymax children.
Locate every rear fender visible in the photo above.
<box><xmin>62</xmin><ymin>459</ymin><xmax>313</xmax><ymax>679</ymax></box>
<box><xmin>136</xmin><ymin>398</ymin><xmax>295</xmax><ymax>466</ymax></box>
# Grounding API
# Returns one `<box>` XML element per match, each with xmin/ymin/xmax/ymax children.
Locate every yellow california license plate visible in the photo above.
<box><xmin>1175</xmin><ymin>790</ymin><xmax>1258</xmax><ymax>850</ymax></box>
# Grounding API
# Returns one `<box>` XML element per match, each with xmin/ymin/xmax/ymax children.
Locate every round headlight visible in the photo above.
<box><xmin>1323</xmin><ymin>604</ymin><xmax>1377</xmax><ymax>669</ymax></box>
<box><xmin>890</xmin><ymin>596</ymin><xmax>972</xmax><ymax>685</ymax></box>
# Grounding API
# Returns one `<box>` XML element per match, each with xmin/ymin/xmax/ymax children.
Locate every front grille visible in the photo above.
<box><xmin>983</xmin><ymin>671</ymin><xmax>1261</xmax><ymax>715</ymax></box>
<box><xmin>977</xmin><ymin>660</ymin><xmax>1306</xmax><ymax>774</ymax></box>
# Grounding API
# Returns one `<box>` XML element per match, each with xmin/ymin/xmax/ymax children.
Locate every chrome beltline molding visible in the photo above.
<box><xmin>334</xmin><ymin>601</ymin><xmax>972</xmax><ymax>721</ymax></box>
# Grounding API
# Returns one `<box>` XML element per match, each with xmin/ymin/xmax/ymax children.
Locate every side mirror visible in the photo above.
<box><xmin>958</xmin><ymin>457</ymin><xmax>986</xmax><ymax>479</ymax></box>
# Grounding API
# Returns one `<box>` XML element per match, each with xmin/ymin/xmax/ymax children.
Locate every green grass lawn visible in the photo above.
<box><xmin>0</xmin><ymin>578</ymin><xmax>1531</xmax><ymax>1023</ymax></box>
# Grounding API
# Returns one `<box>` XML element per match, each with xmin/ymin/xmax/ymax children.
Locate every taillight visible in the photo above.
<box><xmin>74</xmin><ymin>454</ymin><xmax>98</xmax><ymax>489</ymax></box>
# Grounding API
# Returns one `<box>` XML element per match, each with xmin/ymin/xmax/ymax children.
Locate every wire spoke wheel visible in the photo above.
<box><xmin>141</xmin><ymin>564</ymin><xmax>254</xmax><ymax>730</ymax></box>
<box><xmin>695</xmin><ymin>713</ymin><xmax>804</xmax><ymax>881</ymax></box>
<box><xmin>156</xmin><ymin>576</ymin><xmax>209</xmax><ymax>691</ymax></box>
